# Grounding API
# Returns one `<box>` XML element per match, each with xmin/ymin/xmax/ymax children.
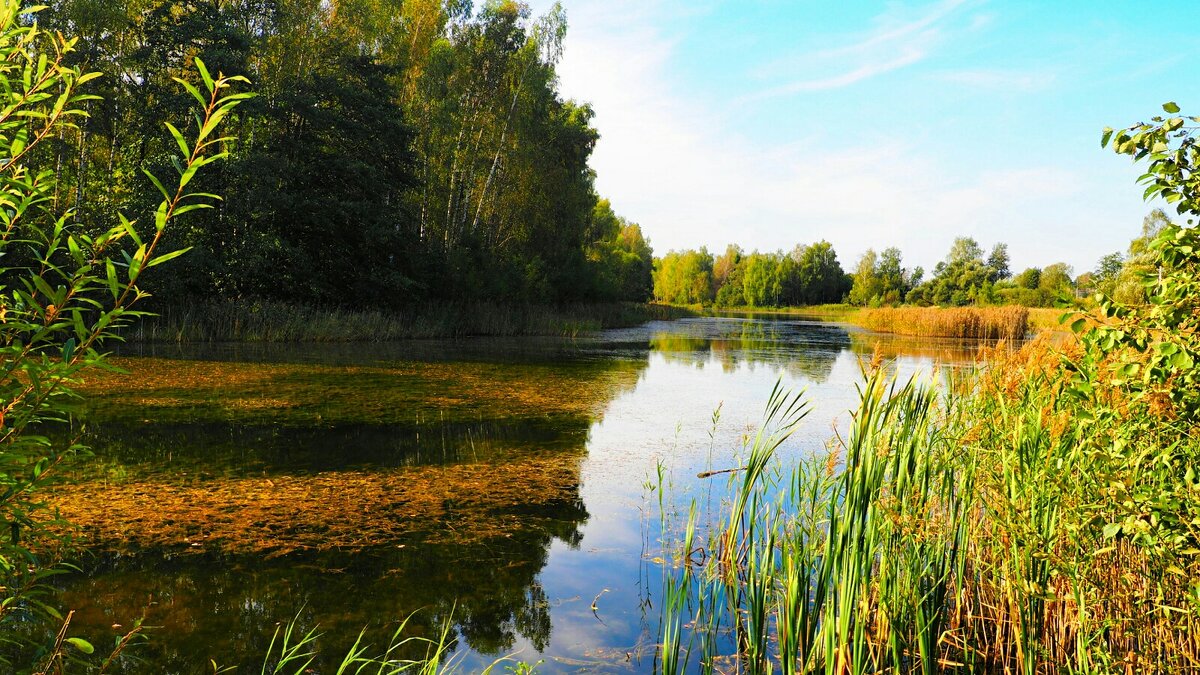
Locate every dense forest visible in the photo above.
<box><xmin>40</xmin><ymin>0</ymin><xmax>652</xmax><ymax>308</ymax></box>
<box><xmin>653</xmin><ymin>212</ymin><xmax>1165</xmax><ymax>310</ymax></box>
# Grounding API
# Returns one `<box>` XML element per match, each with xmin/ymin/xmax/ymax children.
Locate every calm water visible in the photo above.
<box><xmin>57</xmin><ymin>316</ymin><xmax>982</xmax><ymax>673</ymax></box>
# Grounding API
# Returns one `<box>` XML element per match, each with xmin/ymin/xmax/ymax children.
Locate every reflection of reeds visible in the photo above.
<box><xmin>254</xmin><ymin>608</ymin><xmax>526</xmax><ymax>674</ymax></box>
<box><xmin>854</xmin><ymin>305</ymin><xmax>1029</xmax><ymax>340</ymax></box>
<box><xmin>126</xmin><ymin>300</ymin><xmax>693</xmax><ymax>342</ymax></box>
<box><xmin>658</xmin><ymin>347</ymin><xmax>1200</xmax><ymax>674</ymax></box>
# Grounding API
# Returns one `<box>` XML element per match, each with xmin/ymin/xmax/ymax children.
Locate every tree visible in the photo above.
<box><xmin>1014</xmin><ymin>267</ymin><xmax>1042</xmax><ymax>290</ymax></box>
<box><xmin>652</xmin><ymin>249</ymin><xmax>714</xmax><ymax>305</ymax></box>
<box><xmin>1039</xmin><ymin>262</ymin><xmax>1074</xmax><ymax>294</ymax></box>
<box><xmin>908</xmin><ymin>238</ymin><xmax>991</xmax><ymax>306</ymax></box>
<box><xmin>1095</xmin><ymin>252</ymin><xmax>1125</xmax><ymax>284</ymax></box>
<box><xmin>790</xmin><ymin>241</ymin><xmax>849</xmax><ymax>305</ymax></box>
<box><xmin>43</xmin><ymin>0</ymin><xmax>634</xmax><ymax>309</ymax></box>
<box><xmin>947</xmin><ymin>237</ymin><xmax>984</xmax><ymax>266</ymax></box>
<box><xmin>713</xmin><ymin>244</ymin><xmax>743</xmax><ymax>299</ymax></box>
<box><xmin>986</xmin><ymin>243</ymin><xmax>1011</xmax><ymax>282</ymax></box>
<box><xmin>848</xmin><ymin>249</ymin><xmax>882</xmax><ymax>306</ymax></box>
<box><xmin>742</xmin><ymin>252</ymin><xmax>783</xmax><ymax>307</ymax></box>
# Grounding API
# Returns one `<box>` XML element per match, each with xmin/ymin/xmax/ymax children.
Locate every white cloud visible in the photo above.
<box><xmin>531</xmin><ymin>0</ymin><xmax>1151</xmax><ymax>274</ymax></box>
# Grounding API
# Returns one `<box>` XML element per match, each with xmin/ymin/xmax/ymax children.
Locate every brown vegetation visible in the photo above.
<box><xmin>853</xmin><ymin>305</ymin><xmax>1029</xmax><ymax>340</ymax></box>
<box><xmin>51</xmin><ymin>451</ymin><xmax>584</xmax><ymax>557</ymax></box>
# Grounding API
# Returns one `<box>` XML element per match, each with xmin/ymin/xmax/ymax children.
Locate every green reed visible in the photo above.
<box><xmin>656</xmin><ymin>341</ymin><xmax>1200</xmax><ymax>674</ymax></box>
<box><xmin>247</xmin><ymin>609</ymin><xmax>528</xmax><ymax>675</ymax></box>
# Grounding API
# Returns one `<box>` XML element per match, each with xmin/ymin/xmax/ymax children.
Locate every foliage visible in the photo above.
<box><xmin>584</xmin><ymin>199</ymin><xmax>653</xmax><ymax>302</ymax></box>
<box><xmin>655</xmin><ymin>241</ymin><xmax>850</xmax><ymax>308</ymax></box>
<box><xmin>0</xmin><ymin>2</ymin><xmax>248</xmax><ymax>666</ymax></box>
<box><xmin>848</xmin><ymin>246</ymin><xmax>913</xmax><ymax>306</ymax></box>
<box><xmin>652</xmin><ymin>248</ymin><xmax>714</xmax><ymax>305</ymax></box>
<box><xmin>40</xmin><ymin>0</ymin><xmax>648</xmax><ymax>310</ymax></box>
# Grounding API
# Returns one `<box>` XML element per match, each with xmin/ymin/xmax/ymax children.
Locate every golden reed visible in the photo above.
<box><xmin>854</xmin><ymin>305</ymin><xmax>1029</xmax><ymax>340</ymax></box>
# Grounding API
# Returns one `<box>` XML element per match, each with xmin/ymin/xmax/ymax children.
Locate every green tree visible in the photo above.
<box><xmin>1039</xmin><ymin>262</ymin><xmax>1074</xmax><ymax>295</ymax></box>
<box><xmin>741</xmin><ymin>252</ymin><xmax>783</xmax><ymax>307</ymax></box>
<box><xmin>790</xmin><ymin>241</ymin><xmax>849</xmax><ymax>305</ymax></box>
<box><xmin>848</xmin><ymin>249</ymin><xmax>881</xmax><ymax>306</ymax></box>
<box><xmin>986</xmin><ymin>242</ymin><xmax>1011</xmax><ymax>282</ymax></box>
<box><xmin>653</xmin><ymin>249</ymin><xmax>714</xmax><ymax>305</ymax></box>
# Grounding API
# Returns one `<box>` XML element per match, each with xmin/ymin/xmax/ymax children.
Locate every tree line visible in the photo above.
<box><xmin>40</xmin><ymin>0</ymin><xmax>652</xmax><ymax>309</ymax></box>
<box><xmin>652</xmin><ymin>241</ymin><xmax>852</xmax><ymax>306</ymax></box>
<box><xmin>654</xmin><ymin>215</ymin><xmax>1165</xmax><ymax>309</ymax></box>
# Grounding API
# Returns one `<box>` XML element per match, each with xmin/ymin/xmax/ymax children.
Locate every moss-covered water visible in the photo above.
<box><xmin>52</xmin><ymin>316</ymin><xmax>981</xmax><ymax>673</ymax></box>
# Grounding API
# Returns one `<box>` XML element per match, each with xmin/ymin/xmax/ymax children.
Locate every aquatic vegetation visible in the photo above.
<box><xmin>124</xmin><ymin>299</ymin><xmax>693</xmax><ymax>342</ymax></box>
<box><xmin>52</xmin><ymin>449</ymin><xmax>587</xmax><ymax>557</ymax></box>
<box><xmin>852</xmin><ymin>305</ymin><xmax>1029</xmax><ymax>340</ymax></box>
<box><xmin>76</xmin><ymin>356</ymin><xmax>645</xmax><ymax>427</ymax></box>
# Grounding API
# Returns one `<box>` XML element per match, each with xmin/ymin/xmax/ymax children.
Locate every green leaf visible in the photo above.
<box><xmin>1163</xmin><ymin>101</ymin><xmax>1181</xmax><ymax>113</ymax></box>
<box><xmin>1102</xmin><ymin>523</ymin><xmax>1121</xmax><ymax>539</ymax></box>
<box><xmin>145</xmin><ymin>247</ymin><xmax>192</xmax><ymax>268</ymax></box>
<box><xmin>172</xmin><ymin>76</ymin><xmax>207</xmax><ymax>107</ymax></box>
<box><xmin>194</xmin><ymin>57</ymin><xmax>215</xmax><ymax>94</ymax></box>
<box><xmin>65</xmin><ymin>637</ymin><xmax>94</xmax><ymax>655</ymax></box>
<box><xmin>165</xmin><ymin>122</ymin><xmax>190</xmax><ymax>159</ymax></box>
<box><xmin>142</xmin><ymin>169</ymin><xmax>170</xmax><ymax>200</ymax></box>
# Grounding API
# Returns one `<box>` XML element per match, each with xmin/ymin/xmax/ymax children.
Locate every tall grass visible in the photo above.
<box><xmin>656</xmin><ymin>336</ymin><xmax>1200</xmax><ymax>674</ymax></box>
<box><xmin>125</xmin><ymin>300</ymin><xmax>693</xmax><ymax>342</ymax></box>
<box><xmin>853</xmin><ymin>305</ymin><xmax>1029</xmax><ymax>340</ymax></box>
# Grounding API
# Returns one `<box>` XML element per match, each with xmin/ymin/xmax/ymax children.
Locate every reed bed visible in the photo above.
<box><xmin>125</xmin><ymin>300</ymin><xmax>690</xmax><ymax>342</ymax></box>
<box><xmin>656</xmin><ymin>336</ymin><xmax>1200</xmax><ymax>674</ymax></box>
<box><xmin>853</xmin><ymin>305</ymin><xmax>1029</xmax><ymax>340</ymax></box>
<box><xmin>1026</xmin><ymin>307</ymin><xmax>1069</xmax><ymax>334</ymax></box>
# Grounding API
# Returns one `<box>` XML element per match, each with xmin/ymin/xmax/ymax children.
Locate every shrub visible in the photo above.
<box><xmin>0</xmin><ymin>3</ymin><xmax>248</xmax><ymax>666</ymax></box>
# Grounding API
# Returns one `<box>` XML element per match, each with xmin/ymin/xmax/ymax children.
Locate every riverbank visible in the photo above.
<box><xmin>126</xmin><ymin>300</ymin><xmax>696</xmax><ymax>342</ymax></box>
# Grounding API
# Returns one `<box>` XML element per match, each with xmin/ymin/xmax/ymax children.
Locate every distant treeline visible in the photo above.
<box><xmin>654</xmin><ymin>211</ymin><xmax>1167</xmax><ymax>309</ymax></box>
<box><xmin>41</xmin><ymin>0</ymin><xmax>651</xmax><ymax>309</ymax></box>
<box><xmin>653</xmin><ymin>241</ymin><xmax>852</xmax><ymax>307</ymax></box>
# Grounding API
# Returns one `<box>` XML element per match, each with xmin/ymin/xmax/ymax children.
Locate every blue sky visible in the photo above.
<box><xmin>526</xmin><ymin>0</ymin><xmax>1199</xmax><ymax>275</ymax></box>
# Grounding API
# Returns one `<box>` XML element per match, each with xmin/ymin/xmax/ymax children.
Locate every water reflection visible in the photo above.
<box><xmin>53</xmin><ymin>316</ymin><xmax>984</xmax><ymax>673</ymax></box>
<box><xmin>645</xmin><ymin>317</ymin><xmax>850</xmax><ymax>382</ymax></box>
<box><xmin>63</xmin><ymin>527</ymin><xmax>575</xmax><ymax>672</ymax></box>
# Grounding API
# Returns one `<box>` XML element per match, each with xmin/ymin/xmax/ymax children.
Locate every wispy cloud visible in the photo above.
<box><xmin>745</xmin><ymin>0</ymin><xmax>975</xmax><ymax>100</ymax></box>
<box><xmin>754</xmin><ymin>48</ymin><xmax>927</xmax><ymax>96</ymax></box>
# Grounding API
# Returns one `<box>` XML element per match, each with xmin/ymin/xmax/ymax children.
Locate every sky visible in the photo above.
<box><xmin>524</xmin><ymin>0</ymin><xmax>1200</xmax><ymax>275</ymax></box>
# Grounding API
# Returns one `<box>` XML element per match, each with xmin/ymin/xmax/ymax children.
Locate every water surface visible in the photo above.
<box><xmin>57</xmin><ymin>316</ymin><xmax>983</xmax><ymax>673</ymax></box>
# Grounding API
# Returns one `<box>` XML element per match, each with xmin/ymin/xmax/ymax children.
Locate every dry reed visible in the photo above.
<box><xmin>854</xmin><ymin>305</ymin><xmax>1029</xmax><ymax>340</ymax></box>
